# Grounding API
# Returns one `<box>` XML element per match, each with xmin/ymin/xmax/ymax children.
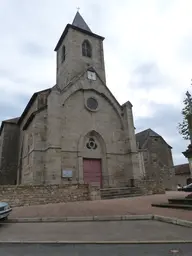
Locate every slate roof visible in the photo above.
<box><xmin>136</xmin><ymin>128</ymin><xmax>172</xmax><ymax>149</ymax></box>
<box><xmin>174</xmin><ymin>163</ymin><xmax>190</xmax><ymax>175</ymax></box>
<box><xmin>0</xmin><ymin>117</ymin><xmax>20</xmax><ymax>135</ymax></box>
<box><xmin>17</xmin><ymin>88</ymin><xmax>51</xmax><ymax>125</ymax></box>
<box><xmin>72</xmin><ymin>11</ymin><xmax>92</xmax><ymax>32</ymax></box>
<box><xmin>3</xmin><ymin>117</ymin><xmax>19</xmax><ymax>124</ymax></box>
<box><xmin>54</xmin><ymin>12</ymin><xmax>104</xmax><ymax>51</ymax></box>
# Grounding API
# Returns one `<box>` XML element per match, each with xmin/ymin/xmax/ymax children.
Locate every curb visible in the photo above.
<box><xmin>0</xmin><ymin>240</ymin><xmax>191</xmax><ymax>244</ymax></box>
<box><xmin>6</xmin><ymin>214</ymin><xmax>153</xmax><ymax>223</ymax></box>
<box><xmin>153</xmin><ymin>215</ymin><xmax>192</xmax><ymax>228</ymax></box>
<box><xmin>4</xmin><ymin>214</ymin><xmax>192</xmax><ymax>228</ymax></box>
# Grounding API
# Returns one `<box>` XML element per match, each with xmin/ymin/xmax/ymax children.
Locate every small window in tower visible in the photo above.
<box><xmin>61</xmin><ymin>45</ymin><xmax>65</xmax><ymax>63</ymax></box>
<box><xmin>82</xmin><ymin>40</ymin><xmax>92</xmax><ymax>58</ymax></box>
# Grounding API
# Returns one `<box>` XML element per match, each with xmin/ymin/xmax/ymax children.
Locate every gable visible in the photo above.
<box><xmin>55</xmin><ymin>66</ymin><xmax>123</xmax><ymax>117</ymax></box>
<box><xmin>60</xmin><ymin>89</ymin><xmax>125</xmax><ymax>153</ymax></box>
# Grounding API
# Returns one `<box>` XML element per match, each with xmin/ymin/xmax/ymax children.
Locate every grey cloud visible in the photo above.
<box><xmin>0</xmin><ymin>68</ymin><xmax>29</xmax><ymax>85</ymax></box>
<box><xmin>0</xmin><ymin>69</ymin><xmax>12</xmax><ymax>78</ymax></box>
<box><xmin>135</xmin><ymin>103</ymin><xmax>188</xmax><ymax>165</ymax></box>
<box><xmin>0</xmin><ymin>95</ymin><xmax>28</xmax><ymax>123</ymax></box>
<box><xmin>155</xmin><ymin>0</ymin><xmax>176</xmax><ymax>14</ymax></box>
<box><xmin>178</xmin><ymin>35</ymin><xmax>192</xmax><ymax>63</ymax></box>
<box><xmin>20</xmin><ymin>42</ymin><xmax>49</xmax><ymax>57</ymax></box>
<box><xmin>130</xmin><ymin>62</ymin><xmax>165</xmax><ymax>89</ymax></box>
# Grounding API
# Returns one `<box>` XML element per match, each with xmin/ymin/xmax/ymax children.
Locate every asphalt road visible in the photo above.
<box><xmin>0</xmin><ymin>243</ymin><xmax>191</xmax><ymax>256</ymax></box>
<box><xmin>0</xmin><ymin>220</ymin><xmax>191</xmax><ymax>242</ymax></box>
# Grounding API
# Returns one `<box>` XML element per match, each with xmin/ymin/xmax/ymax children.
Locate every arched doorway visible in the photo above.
<box><xmin>77</xmin><ymin>130</ymin><xmax>108</xmax><ymax>187</ymax></box>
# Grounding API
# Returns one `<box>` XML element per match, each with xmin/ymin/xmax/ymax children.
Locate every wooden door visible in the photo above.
<box><xmin>83</xmin><ymin>159</ymin><xmax>102</xmax><ymax>187</ymax></box>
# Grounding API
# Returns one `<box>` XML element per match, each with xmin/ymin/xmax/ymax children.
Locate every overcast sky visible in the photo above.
<box><xmin>1</xmin><ymin>0</ymin><xmax>192</xmax><ymax>165</ymax></box>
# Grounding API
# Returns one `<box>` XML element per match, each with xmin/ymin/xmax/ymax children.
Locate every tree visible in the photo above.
<box><xmin>178</xmin><ymin>93</ymin><xmax>192</xmax><ymax>140</ymax></box>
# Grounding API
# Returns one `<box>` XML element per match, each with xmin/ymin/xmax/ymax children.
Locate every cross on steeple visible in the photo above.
<box><xmin>77</xmin><ymin>7</ymin><xmax>80</xmax><ymax>12</ymax></box>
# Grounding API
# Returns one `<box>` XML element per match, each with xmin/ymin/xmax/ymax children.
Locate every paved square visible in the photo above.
<box><xmin>0</xmin><ymin>220</ymin><xmax>191</xmax><ymax>242</ymax></box>
<box><xmin>10</xmin><ymin>192</ymin><xmax>192</xmax><ymax>221</ymax></box>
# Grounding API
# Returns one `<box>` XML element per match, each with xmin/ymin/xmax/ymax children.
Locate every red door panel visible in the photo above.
<box><xmin>83</xmin><ymin>159</ymin><xmax>102</xmax><ymax>186</ymax></box>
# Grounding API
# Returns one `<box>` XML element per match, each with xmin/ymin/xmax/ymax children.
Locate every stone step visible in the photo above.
<box><xmin>100</xmin><ymin>189</ymin><xmax>140</xmax><ymax>194</ymax></box>
<box><xmin>100</xmin><ymin>187</ymin><xmax>138</xmax><ymax>191</ymax></box>
<box><xmin>151</xmin><ymin>203</ymin><xmax>192</xmax><ymax>210</ymax></box>
<box><xmin>100</xmin><ymin>187</ymin><xmax>140</xmax><ymax>193</ymax></box>
<box><xmin>101</xmin><ymin>193</ymin><xmax>143</xmax><ymax>200</ymax></box>
<box><xmin>168</xmin><ymin>198</ymin><xmax>192</xmax><ymax>205</ymax></box>
<box><xmin>100</xmin><ymin>187</ymin><xmax>142</xmax><ymax>200</ymax></box>
<box><xmin>100</xmin><ymin>191</ymin><xmax>140</xmax><ymax>197</ymax></box>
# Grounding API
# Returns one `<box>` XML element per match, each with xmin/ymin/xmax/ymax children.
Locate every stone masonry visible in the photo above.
<box><xmin>0</xmin><ymin>118</ymin><xmax>20</xmax><ymax>185</ymax></box>
<box><xmin>0</xmin><ymin>12</ymin><xmax>146</xmax><ymax>191</ymax></box>
<box><xmin>0</xmin><ymin>181</ymin><xmax>164</xmax><ymax>207</ymax></box>
<box><xmin>136</xmin><ymin>129</ymin><xmax>176</xmax><ymax>190</ymax></box>
<box><xmin>0</xmin><ymin>184</ymin><xmax>90</xmax><ymax>207</ymax></box>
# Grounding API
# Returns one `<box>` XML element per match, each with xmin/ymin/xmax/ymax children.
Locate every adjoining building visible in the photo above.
<box><xmin>174</xmin><ymin>163</ymin><xmax>192</xmax><ymax>186</ymax></box>
<box><xmin>136</xmin><ymin>128</ymin><xmax>176</xmax><ymax>190</ymax></box>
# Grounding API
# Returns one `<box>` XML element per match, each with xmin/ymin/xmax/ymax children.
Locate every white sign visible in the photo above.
<box><xmin>62</xmin><ymin>170</ymin><xmax>73</xmax><ymax>178</ymax></box>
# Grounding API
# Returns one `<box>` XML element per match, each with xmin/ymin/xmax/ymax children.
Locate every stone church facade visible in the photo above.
<box><xmin>0</xmin><ymin>12</ymin><xmax>146</xmax><ymax>187</ymax></box>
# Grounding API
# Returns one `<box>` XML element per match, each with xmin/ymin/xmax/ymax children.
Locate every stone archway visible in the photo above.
<box><xmin>77</xmin><ymin>130</ymin><xmax>108</xmax><ymax>187</ymax></box>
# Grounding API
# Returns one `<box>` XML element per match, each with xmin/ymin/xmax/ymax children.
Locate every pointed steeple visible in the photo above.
<box><xmin>72</xmin><ymin>11</ymin><xmax>92</xmax><ymax>32</ymax></box>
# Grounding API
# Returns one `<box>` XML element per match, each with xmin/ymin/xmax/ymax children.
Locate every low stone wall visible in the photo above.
<box><xmin>0</xmin><ymin>184</ymin><xmax>90</xmax><ymax>207</ymax></box>
<box><xmin>135</xmin><ymin>179</ymin><xmax>165</xmax><ymax>195</ymax></box>
<box><xmin>88</xmin><ymin>185</ymin><xmax>101</xmax><ymax>200</ymax></box>
<box><xmin>0</xmin><ymin>179</ymin><xmax>165</xmax><ymax>208</ymax></box>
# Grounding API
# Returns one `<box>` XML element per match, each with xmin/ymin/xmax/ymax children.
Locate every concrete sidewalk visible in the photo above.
<box><xmin>1</xmin><ymin>243</ymin><xmax>192</xmax><ymax>256</ymax></box>
<box><xmin>10</xmin><ymin>191</ymin><xmax>192</xmax><ymax>221</ymax></box>
<box><xmin>0</xmin><ymin>220</ymin><xmax>191</xmax><ymax>242</ymax></box>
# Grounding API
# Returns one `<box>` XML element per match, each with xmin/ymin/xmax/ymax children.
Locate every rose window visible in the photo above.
<box><xmin>86</xmin><ymin>138</ymin><xmax>97</xmax><ymax>150</ymax></box>
<box><xmin>86</xmin><ymin>97</ymin><xmax>98</xmax><ymax>110</ymax></box>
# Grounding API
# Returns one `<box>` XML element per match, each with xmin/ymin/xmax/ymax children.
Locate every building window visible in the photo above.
<box><xmin>86</xmin><ymin>138</ymin><xmax>97</xmax><ymax>150</ymax></box>
<box><xmin>82</xmin><ymin>40</ymin><xmax>92</xmax><ymax>58</ymax></box>
<box><xmin>61</xmin><ymin>45</ymin><xmax>65</xmax><ymax>62</ymax></box>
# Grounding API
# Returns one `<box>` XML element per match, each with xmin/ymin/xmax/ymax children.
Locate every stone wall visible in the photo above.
<box><xmin>89</xmin><ymin>185</ymin><xmax>101</xmax><ymax>200</ymax></box>
<box><xmin>142</xmin><ymin>136</ymin><xmax>175</xmax><ymax>190</ymax></box>
<box><xmin>0</xmin><ymin>180</ymin><xmax>165</xmax><ymax>208</ymax></box>
<box><xmin>135</xmin><ymin>179</ymin><xmax>165</xmax><ymax>195</ymax></box>
<box><xmin>0</xmin><ymin>123</ymin><xmax>20</xmax><ymax>185</ymax></box>
<box><xmin>0</xmin><ymin>184</ymin><xmax>89</xmax><ymax>207</ymax></box>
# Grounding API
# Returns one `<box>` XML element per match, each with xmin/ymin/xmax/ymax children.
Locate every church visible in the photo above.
<box><xmin>0</xmin><ymin>12</ymin><xmax>145</xmax><ymax>187</ymax></box>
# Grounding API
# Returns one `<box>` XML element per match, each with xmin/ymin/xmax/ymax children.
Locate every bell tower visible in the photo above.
<box><xmin>54</xmin><ymin>11</ymin><xmax>106</xmax><ymax>90</ymax></box>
